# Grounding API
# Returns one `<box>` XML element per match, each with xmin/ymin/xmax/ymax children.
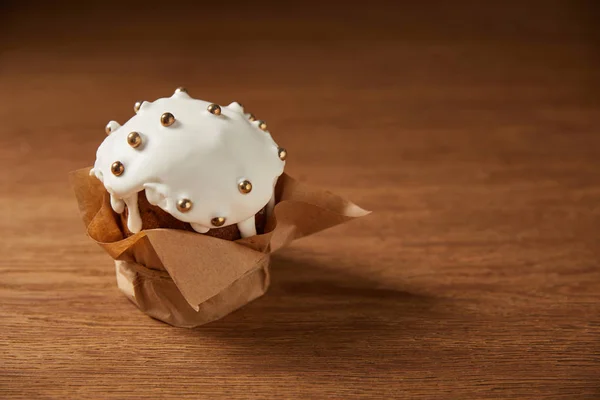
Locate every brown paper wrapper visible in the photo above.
<box><xmin>70</xmin><ymin>168</ymin><xmax>369</xmax><ymax>327</ymax></box>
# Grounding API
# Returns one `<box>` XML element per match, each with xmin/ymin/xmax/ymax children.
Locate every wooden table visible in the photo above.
<box><xmin>2</xmin><ymin>1</ymin><xmax>599</xmax><ymax>398</ymax></box>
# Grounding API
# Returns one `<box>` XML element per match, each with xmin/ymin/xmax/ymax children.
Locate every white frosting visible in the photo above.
<box><xmin>237</xmin><ymin>216</ymin><xmax>258</xmax><ymax>238</ymax></box>
<box><xmin>92</xmin><ymin>90</ymin><xmax>285</xmax><ymax>237</ymax></box>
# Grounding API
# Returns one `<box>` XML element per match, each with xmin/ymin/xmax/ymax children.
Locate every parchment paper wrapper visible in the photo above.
<box><xmin>70</xmin><ymin>168</ymin><xmax>369</xmax><ymax>327</ymax></box>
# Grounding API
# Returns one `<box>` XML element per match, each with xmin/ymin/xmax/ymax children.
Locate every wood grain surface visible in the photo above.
<box><xmin>1</xmin><ymin>1</ymin><xmax>600</xmax><ymax>398</ymax></box>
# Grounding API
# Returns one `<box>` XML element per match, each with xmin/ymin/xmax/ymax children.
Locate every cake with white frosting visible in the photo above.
<box><xmin>90</xmin><ymin>88</ymin><xmax>286</xmax><ymax>239</ymax></box>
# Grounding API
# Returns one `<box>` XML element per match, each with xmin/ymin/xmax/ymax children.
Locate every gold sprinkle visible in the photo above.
<box><xmin>127</xmin><ymin>132</ymin><xmax>142</xmax><ymax>148</ymax></box>
<box><xmin>238</xmin><ymin>180</ymin><xmax>252</xmax><ymax>194</ymax></box>
<box><xmin>248</xmin><ymin>114</ymin><xmax>256</xmax><ymax>122</ymax></box>
<box><xmin>176</xmin><ymin>198</ymin><xmax>193</xmax><ymax>213</ymax></box>
<box><xmin>278</xmin><ymin>147</ymin><xmax>287</xmax><ymax>161</ymax></box>
<box><xmin>211</xmin><ymin>217</ymin><xmax>226</xmax><ymax>227</ymax></box>
<box><xmin>207</xmin><ymin>103</ymin><xmax>222</xmax><ymax>115</ymax></box>
<box><xmin>175</xmin><ymin>87</ymin><xmax>188</xmax><ymax>94</ymax></box>
<box><xmin>111</xmin><ymin>161</ymin><xmax>125</xmax><ymax>176</ymax></box>
<box><xmin>258</xmin><ymin>120</ymin><xmax>267</xmax><ymax>131</ymax></box>
<box><xmin>160</xmin><ymin>112</ymin><xmax>175</xmax><ymax>127</ymax></box>
<box><xmin>134</xmin><ymin>101</ymin><xmax>143</xmax><ymax>113</ymax></box>
<box><xmin>105</xmin><ymin>123</ymin><xmax>114</xmax><ymax>135</ymax></box>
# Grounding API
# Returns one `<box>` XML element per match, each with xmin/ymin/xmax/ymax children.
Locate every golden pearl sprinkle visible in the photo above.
<box><xmin>175</xmin><ymin>87</ymin><xmax>188</xmax><ymax>94</ymax></box>
<box><xmin>134</xmin><ymin>101</ymin><xmax>143</xmax><ymax>113</ymax></box>
<box><xmin>278</xmin><ymin>147</ymin><xmax>287</xmax><ymax>161</ymax></box>
<box><xmin>127</xmin><ymin>132</ymin><xmax>142</xmax><ymax>148</ymax></box>
<box><xmin>248</xmin><ymin>114</ymin><xmax>256</xmax><ymax>122</ymax></box>
<box><xmin>207</xmin><ymin>103</ymin><xmax>222</xmax><ymax>115</ymax></box>
<box><xmin>211</xmin><ymin>217</ymin><xmax>226</xmax><ymax>227</ymax></box>
<box><xmin>238</xmin><ymin>180</ymin><xmax>253</xmax><ymax>194</ymax></box>
<box><xmin>160</xmin><ymin>112</ymin><xmax>175</xmax><ymax>127</ymax></box>
<box><xmin>176</xmin><ymin>198</ymin><xmax>193</xmax><ymax>213</ymax></box>
<box><xmin>105</xmin><ymin>123</ymin><xmax>114</xmax><ymax>135</ymax></box>
<box><xmin>111</xmin><ymin>161</ymin><xmax>125</xmax><ymax>176</ymax></box>
<box><xmin>258</xmin><ymin>120</ymin><xmax>267</xmax><ymax>131</ymax></box>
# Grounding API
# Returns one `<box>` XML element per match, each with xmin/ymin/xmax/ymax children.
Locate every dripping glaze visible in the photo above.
<box><xmin>91</xmin><ymin>89</ymin><xmax>286</xmax><ymax>238</ymax></box>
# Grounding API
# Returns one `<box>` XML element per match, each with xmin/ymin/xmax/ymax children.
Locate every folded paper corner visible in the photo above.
<box><xmin>344</xmin><ymin>202</ymin><xmax>371</xmax><ymax>218</ymax></box>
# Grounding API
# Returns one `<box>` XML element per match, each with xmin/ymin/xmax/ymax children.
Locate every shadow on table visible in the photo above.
<box><xmin>224</xmin><ymin>253</ymin><xmax>438</xmax><ymax>324</ymax></box>
<box><xmin>179</xmin><ymin>253</ymin><xmax>452</xmax><ymax>368</ymax></box>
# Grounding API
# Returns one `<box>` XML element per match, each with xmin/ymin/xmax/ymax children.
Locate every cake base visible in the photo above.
<box><xmin>115</xmin><ymin>256</ymin><xmax>270</xmax><ymax>328</ymax></box>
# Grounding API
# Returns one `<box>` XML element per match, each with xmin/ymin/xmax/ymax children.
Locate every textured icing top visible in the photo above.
<box><xmin>91</xmin><ymin>89</ymin><xmax>286</xmax><ymax>237</ymax></box>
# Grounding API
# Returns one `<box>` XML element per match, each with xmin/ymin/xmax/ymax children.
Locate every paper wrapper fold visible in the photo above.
<box><xmin>70</xmin><ymin>168</ymin><xmax>369</xmax><ymax>327</ymax></box>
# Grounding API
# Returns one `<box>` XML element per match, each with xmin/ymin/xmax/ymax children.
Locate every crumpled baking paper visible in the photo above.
<box><xmin>70</xmin><ymin>168</ymin><xmax>369</xmax><ymax>327</ymax></box>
